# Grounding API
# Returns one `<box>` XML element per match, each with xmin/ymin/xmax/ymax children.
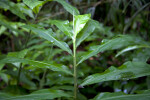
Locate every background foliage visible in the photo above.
<box><xmin>0</xmin><ymin>0</ymin><xmax>150</xmax><ymax>100</ymax></box>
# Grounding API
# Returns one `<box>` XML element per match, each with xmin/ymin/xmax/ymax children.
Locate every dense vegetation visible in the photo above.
<box><xmin>0</xmin><ymin>0</ymin><xmax>150</xmax><ymax>100</ymax></box>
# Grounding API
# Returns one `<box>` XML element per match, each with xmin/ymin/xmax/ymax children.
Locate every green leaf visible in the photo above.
<box><xmin>132</xmin><ymin>48</ymin><xmax>150</xmax><ymax>62</ymax></box>
<box><xmin>23</xmin><ymin>0</ymin><xmax>46</xmax><ymax>14</ymax></box>
<box><xmin>76</xmin><ymin>20</ymin><xmax>99</xmax><ymax>47</ymax></box>
<box><xmin>116</xmin><ymin>45</ymin><xmax>150</xmax><ymax>57</ymax></box>
<box><xmin>92</xmin><ymin>90</ymin><xmax>150</xmax><ymax>100</ymax></box>
<box><xmin>0</xmin><ymin>64</ymin><xmax>4</xmax><ymax>70</ymax></box>
<box><xmin>80</xmin><ymin>61</ymin><xmax>150</xmax><ymax>86</ymax></box>
<box><xmin>17</xmin><ymin>3</ymin><xmax>34</xmax><ymax>19</ymax></box>
<box><xmin>7</xmin><ymin>49</ymin><xmax>28</xmax><ymax>68</ymax></box>
<box><xmin>74</xmin><ymin>14</ymin><xmax>91</xmax><ymax>37</ymax></box>
<box><xmin>23</xmin><ymin>0</ymin><xmax>44</xmax><ymax>10</ymax></box>
<box><xmin>0</xmin><ymin>89</ymin><xmax>72</xmax><ymax>100</ymax></box>
<box><xmin>0</xmin><ymin>26</ymin><xmax>7</xmax><ymax>36</ymax></box>
<box><xmin>0</xmin><ymin>57</ymin><xmax>72</xmax><ymax>75</ymax></box>
<box><xmin>8</xmin><ymin>49</ymin><xmax>28</xmax><ymax>58</ymax></box>
<box><xmin>0</xmin><ymin>72</ymin><xmax>10</xmax><ymax>84</ymax></box>
<box><xmin>0</xmin><ymin>19</ymin><xmax>24</xmax><ymax>36</ymax></box>
<box><xmin>23</xmin><ymin>0</ymin><xmax>79</xmax><ymax>14</ymax></box>
<box><xmin>0</xmin><ymin>0</ymin><xmax>9</xmax><ymax>9</ymax></box>
<box><xmin>9</xmin><ymin>4</ymin><xmax>26</xmax><ymax>20</ymax></box>
<box><xmin>23</xmin><ymin>25</ymin><xmax>72</xmax><ymax>55</ymax></box>
<box><xmin>77</xmin><ymin>35</ymin><xmax>140</xmax><ymax>65</ymax></box>
<box><xmin>50</xmin><ymin>20</ymin><xmax>73</xmax><ymax>38</ymax></box>
<box><xmin>0</xmin><ymin>0</ymin><xmax>26</xmax><ymax>20</ymax></box>
<box><xmin>54</xmin><ymin>0</ymin><xmax>79</xmax><ymax>15</ymax></box>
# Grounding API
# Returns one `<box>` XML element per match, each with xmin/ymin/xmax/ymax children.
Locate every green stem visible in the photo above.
<box><xmin>39</xmin><ymin>69</ymin><xmax>47</xmax><ymax>89</ymax></box>
<box><xmin>39</xmin><ymin>44</ymin><xmax>53</xmax><ymax>89</ymax></box>
<box><xmin>17</xmin><ymin>63</ymin><xmax>22</xmax><ymax>85</ymax></box>
<box><xmin>72</xmin><ymin>11</ymin><xmax>77</xmax><ymax>99</ymax></box>
<box><xmin>17</xmin><ymin>11</ymin><xmax>40</xmax><ymax>85</ymax></box>
<box><xmin>73</xmin><ymin>39</ymin><xmax>77</xmax><ymax>100</ymax></box>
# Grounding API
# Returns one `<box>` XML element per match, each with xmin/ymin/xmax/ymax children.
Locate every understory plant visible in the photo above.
<box><xmin>0</xmin><ymin>0</ymin><xmax>150</xmax><ymax>100</ymax></box>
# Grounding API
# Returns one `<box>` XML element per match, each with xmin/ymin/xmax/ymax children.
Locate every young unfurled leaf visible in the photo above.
<box><xmin>80</xmin><ymin>61</ymin><xmax>150</xmax><ymax>86</ymax></box>
<box><xmin>76</xmin><ymin>20</ymin><xmax>99</xmax><ymax>47</ymax></box>
<box><xmin>0</xmin><ymin>89</ymin><xmax>72</xmax><ymax>100</ymax></box>
<box><xmin>23</xmin><ymin>0</ymin><xmax>44</xmax><ymax>10</ymax></box>
<box><xmin>0</xmin><ymin>57</ymin><xmax>72</xmax><ymax>75</ymax></box>
<box><xmin>74</xmin><ymin>14</ymin><xmax>91</xmax><ymax>38</ymax></box>
<box><xmin>23</xmin><ymin>25</ymin><xmax>72</xmax><ymax>55</ymax></box>
<box><xmin>50</xmin><ymin>20</ymin><xmax>73</xmax><ymax>38</ymax></box>
<box><xmin>92</xmin><ymin>90</ymin><xmax>150</xmax><ymax>100</ymax></box>
<box><xmin>23</xmin><ymin>0</ymin><xmax>46</xmax><ymax>14</ymax></box>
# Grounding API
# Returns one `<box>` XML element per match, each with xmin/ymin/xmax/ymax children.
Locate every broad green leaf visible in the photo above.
<box><xmin>132</xmin><ymin>48</ymin><xmax>150</xmax><ymax>62</ymax></box>
<box><xmin>92</xmin><ymin>90</ymin><xmax>150</xmax><ymax>100</ymax></box>
<box><xmin>80</xmin><ymin>61</ymin><xmax>150</xmax><ymax>86</ymax></box>
<box><xmin>0</xmin><ymin>0</ymin><xmax>9</xmax><ymax>9</ymax></box>
<box><xmin>0</xmin><ymin>20</ymin><xmax>24</xmax><ymax>36</ymax></box>
<box><xmin>116</xmin><ymin>45</ymin><xmax>150</xmax><ymax>57</ymax></box>
<box><xmin>0</xmin><ymin>64</ymin><xmax>4</xmax><ymax>70</ymax></box>
<box><xmin>7</xmin><ymin>49</ymin><xmax>28</xmax><ymax>68</ymax></box>
<box><xmin>77</xmin><ymin>35</ymin><xmax>141</xmax><ymax>65</ymax></box>
<box><xmin>23</xmin><ymin>0</ymin><xmax>44</xmax><ymax>10</ymax></box>
<box><xmin>19</xmin><ymin>72</ymin><xmax>37</xmax><ymax>89</ymax></box>
<box><xmin>17</xmin><ymin>3</ymin><xmax>34</xmax><ymax>19</ymax></box>
<box><xmin>0</xmin><ymin>89</ymin><xmax>72</xmax><ymax>100</ymax></box>
<box><xmin>28</xmin><ymin>43</ymin><xmax>50</xmax><ymax>51</ymax></box>
<box><xmin>23</xmin><ymin>25</ymin><xmax>72</xmax><ymax>55</ymax></box>
<box><xmin>32</xmin><ymin>1</ymin><xmax>48</xmax><ymax>14</ymax></box>
<box><xmin>0</xmin><ymin>26</ymin><xmax>7</xmax><ymax>36</ymax></box>
<box><xmin>9</xmin><ymin>3</ymin><xmax>26</xmax><ymax>20</ymax></box>
<box><xmin>23</xmin><ymin>0</ymin><xmax>46</xmax><ymax>14</ymax></box>
<box><xmin>74</xmin><ymin>14</ymin><xmax>91</xmax><ymax>37</ymax></box>
<box><xmin>76</xmin><ymin>20</ymin><xmax>99</xmax><ymax>47</ymax></box>
<box><xmin>0</xmin><ymin>0</ymin><xmax>26</xmax><ymax>20</ymax></box>
<box><xmin>50</xmin><ymin>20</ymin><xmax>73</xmax><ymax>38</ymax></box>
<box><xmin>0</xmin><ymin>72</ymin><xmax>10</xmax><ymax>84</ymax></box>
<box><xmin>8</xmin><ymin>49</ymin><xmax>28</xmax><ymax>58</ymax></box>
<box><xmin>54</xmin><ymin>0</ymin><xmax>79</xmax><ymax>15</ymax></box>
<box><xmin>0</xmin><ymin>57</ymin><xmax>72</xmax><ymax>75</ymax></box>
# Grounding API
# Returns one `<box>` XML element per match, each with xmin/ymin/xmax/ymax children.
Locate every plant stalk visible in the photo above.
<box><xmin>17</xmin><ymin>63</ymin><xmax>23</xmax><ymax>85</ymax></box>
<box><xmin>39</xmin><ymin>69</ymin><xmax>47</xmax><ymax>89</ymax></box>
<box><xmin>73</xmin><ymin>39</ymin><xmax>77</xmax><ymax>100</ymax></box>
<box><xmin>17</xmin><ymin>12</ymin><xmax>39</xmax><ymax>85</ymax></box>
